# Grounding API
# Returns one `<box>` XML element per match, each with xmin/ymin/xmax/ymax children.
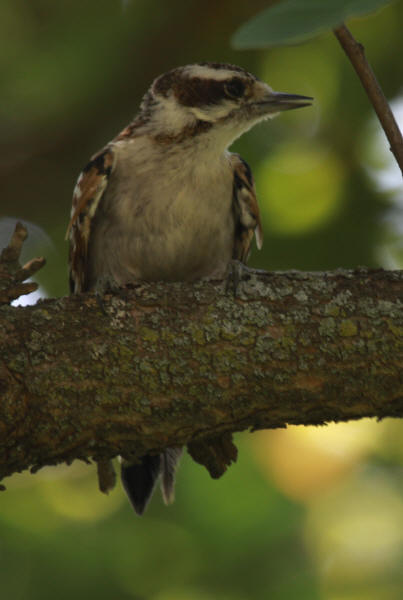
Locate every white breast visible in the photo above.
<box><xmin>87</xmin><ymin>137</ymin><xmax>235</xmax><ymax>284</ymax></box>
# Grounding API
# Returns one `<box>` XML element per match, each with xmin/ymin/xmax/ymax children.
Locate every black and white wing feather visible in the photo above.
<box><xmin>66</xmin><ymin>147</ymin><xmax>116</xmax><ymax>293</ymax></box>
<box><xmin>230</xmin><ymin>153</ymin><xmax>263</xmax><ymax>263</ymax></box>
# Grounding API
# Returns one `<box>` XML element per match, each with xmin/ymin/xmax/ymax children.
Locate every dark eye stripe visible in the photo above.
<box><xmin>153</xmin><ymin>66</ymin><xmax>251</xmax><ymax>108</ymax></box>
<box><xmin>175</xmin><ymin>78</ymin><xmax>225</xmax><ymax>107</ymax></box>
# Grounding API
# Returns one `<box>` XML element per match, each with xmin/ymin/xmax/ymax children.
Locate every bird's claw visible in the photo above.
<box><xmin>225</xmin><ymin>260</ymin><xmax>246</xmax><ymax>297</ymax></box>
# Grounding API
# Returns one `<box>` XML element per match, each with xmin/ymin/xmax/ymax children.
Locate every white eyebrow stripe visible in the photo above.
<box><xmin>183</xmin><ymin>65</ymin><xmax>240</xmax><ymax>81</ymax></box>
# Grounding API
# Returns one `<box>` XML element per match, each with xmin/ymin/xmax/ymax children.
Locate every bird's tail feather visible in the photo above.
<box><xmin>121</xmin><ymin>454</ymin><xmax>161</xmax><ymax>516</ymax></box>
<box><xmin>161</xmin><ymin>447</ymin><xmax>183</xmax><ymax>505</ymax></box>
<box><xmin>121</xmin><ymin>448</ymin><xmax>182</xmax><ymax>515</ymax></box>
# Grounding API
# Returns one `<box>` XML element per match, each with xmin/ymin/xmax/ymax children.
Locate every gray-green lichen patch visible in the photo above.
<box><xmin>139</xmin><ymin>326</ymin><xmax>160</xmax><ymax>344</ymax></box>
<box><xmin>339</xmin><ymin>319</ymin><xmax>358</xmax><ymax>337</ymax></box>
<box><xmin>324</xmin><ymin>304</ymin><xmax>340</xmax><ymax>317</ymax></box>
<box><xmin>319</xmin><ymin>317</ymin><xmax>336</xmax><ymax>337</ymax></box>
<box><xmin>294</xmin><ymin>290</ymin><xmax>308</xmax><ymax>303</ymax></box>
<box><xmin>387</xmin><ymin>320</ymin><xmax>403</xmax><ymax>338</ymax></box>
<box><xmin>332</xmin><ymin>290</ymin><xmax>353</xmax><ymax>307</ymax></box>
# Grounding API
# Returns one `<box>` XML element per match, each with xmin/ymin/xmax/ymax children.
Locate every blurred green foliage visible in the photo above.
<box><xmin>232</xmin><ymin>0</ymin><xmax>394</xmax><ymax>48</ymax></box>
<box><xmin>1</xmin><ymin>1</ymin><xmax>403</xmax><ymax>599</ymax></box>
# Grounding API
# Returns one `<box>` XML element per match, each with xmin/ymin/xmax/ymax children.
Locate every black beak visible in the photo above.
<box><xmin>262</xmin><ymin>92</ymin><xmax>313</xmax><ymax>111</ymax></box>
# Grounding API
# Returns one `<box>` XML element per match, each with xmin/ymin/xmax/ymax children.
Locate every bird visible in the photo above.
<box><xmin>66</xmin><ymin>62</ymin><xmax>312</xmax><ymax>515</ymax></box>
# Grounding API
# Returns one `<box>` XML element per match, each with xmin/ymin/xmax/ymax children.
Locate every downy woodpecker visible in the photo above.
<box><xmin>67</xmin><ymin>62</ymin><xmax>312</xmax><ymax>515</ymax></box>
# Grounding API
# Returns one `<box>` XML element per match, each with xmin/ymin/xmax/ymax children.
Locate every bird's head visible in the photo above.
<box><xmin>140</xmin><ymin>63</ymin><xmax>312</xmax><ymax>149</ymax></box>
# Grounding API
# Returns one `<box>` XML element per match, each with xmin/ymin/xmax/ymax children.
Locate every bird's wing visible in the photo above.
<box><xmin>66</xmin><ymin>147</ymin><xmax>116</xmax><ymax>293</ymax></box>
<box><xmin>230</xmin><ymin>153</ymin><xmax>263</xmax><ymax>263</ymax></box>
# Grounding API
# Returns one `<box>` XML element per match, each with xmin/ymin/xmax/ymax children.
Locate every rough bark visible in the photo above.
<box><xmin>1</xmin><ymin>265</ymin><xmax>402</xmax><ymax>486</ymax></box>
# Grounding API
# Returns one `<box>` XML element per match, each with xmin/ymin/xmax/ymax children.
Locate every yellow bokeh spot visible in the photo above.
<box><xmin>252</xmin><ymin>419</ymin><xmax>383</xmax><ymax>502</ymax></box>
<box><xmin>256</xmin><ymin>142</ymin><xmax>344</xmax><ymax>235</ymax></box>
<box><xmin>306</xmin><ymin>474</ymin><xmax>403</xmax><ymax>582</ymax></box>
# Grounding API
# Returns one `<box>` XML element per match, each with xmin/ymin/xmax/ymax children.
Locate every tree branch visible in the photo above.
<box><xmin>0</xmin><ymin>221</ymin><xmax>46</xmax><ymax>304</ymax></box>
<box><xmin>333</xmin><ymin>23</ymin><xmax>403</xmax><ymax>175</ymax></box>
<box><xmin>1</xmin><ymin>263</ymin><xmax>402</xmax><ymax>486</ymax></box>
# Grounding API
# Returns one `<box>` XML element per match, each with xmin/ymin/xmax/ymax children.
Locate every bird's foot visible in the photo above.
<box><xmin>94</xmin><ymin>275</ymin><xmax>125</xmax><ymax>314</ymax></box>
<box><xmin>225</xmin><ymin>260</ymin><xmax>244</xmax><ymax>297</ymax></box>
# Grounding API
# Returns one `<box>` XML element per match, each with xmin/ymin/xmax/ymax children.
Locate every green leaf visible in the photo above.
<box><xmin>232</xmin><ymin>0</ymin><xmax>394</xmax><ymax>49</ymax></box>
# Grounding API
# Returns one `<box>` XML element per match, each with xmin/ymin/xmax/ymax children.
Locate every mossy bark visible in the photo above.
<box><xmin>0</xmin><ymin>268</ymin><xmax>402</xmax><ymax>484</ymax></box>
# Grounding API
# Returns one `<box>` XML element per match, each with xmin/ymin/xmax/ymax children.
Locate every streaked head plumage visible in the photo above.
<box><xmin>137</xmin><ymin>62</ymin><xmax>312</xmax><ymax>148</ymax></box>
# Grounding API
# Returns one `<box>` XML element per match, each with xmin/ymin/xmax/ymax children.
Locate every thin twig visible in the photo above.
<box><xmin>333</xmin><ymin>23</ymin><xmax>403</xmax><ymax>176</ymax></box>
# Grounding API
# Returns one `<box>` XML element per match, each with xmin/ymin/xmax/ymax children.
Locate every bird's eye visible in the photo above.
<box><xmin>224</xmin><ymin>79</ymin><xmax>245</xmax><ymax>99</ymax></box>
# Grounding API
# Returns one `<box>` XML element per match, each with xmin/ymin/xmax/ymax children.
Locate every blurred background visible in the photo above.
<box><xmin>1</xmin><ymin>1</ymin><xmax>403</xmax><ymax>599</ymax></box>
